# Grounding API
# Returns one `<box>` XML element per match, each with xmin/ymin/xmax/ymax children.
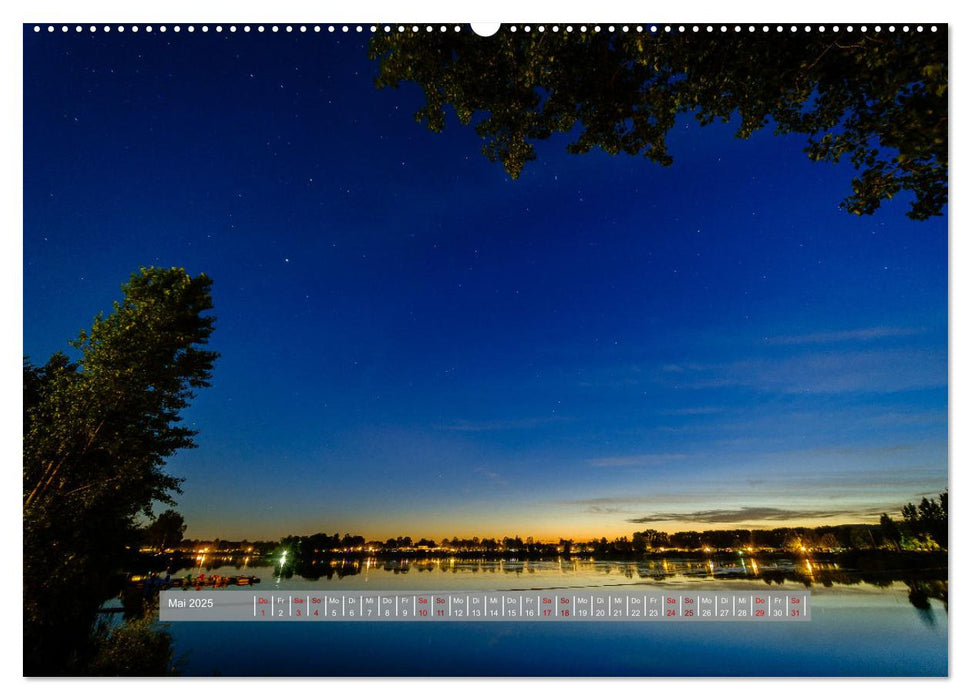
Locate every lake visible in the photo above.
<box><xmin>162</xmin><ymin>557</ymin><xmax>947</xmax><ymax>676</ymax></box>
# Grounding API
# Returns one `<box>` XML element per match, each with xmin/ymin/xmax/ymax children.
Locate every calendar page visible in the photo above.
<box><xmin>22</xmin><ymin>12</ymin><xmax>947</xmax><ymax>678</ymax></box>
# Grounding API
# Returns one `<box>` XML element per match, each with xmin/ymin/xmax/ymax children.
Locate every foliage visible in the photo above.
<box><xmin>901</xmin><ymin>491</ymin><xmax>947</xmax><ymax>549</ymax></box>
<box><xmin>879</xmin><ymin>513</ymin><xmax>902</xmax><ymax>550</ymax></box>
<box><xmin>633</xmin><ymin>529</ymin><xmax>670</xmax><ymax>550</ymax></box>
<box><xmin>144</xmin><ymin>509</ymin><xmax>188</xmax><ymax>552</ymax></box>
<box><xmin>23</xmin><ymin>267</ymin><xmax>217</xmax><ymax>675</ymax></box>
<box><xmin>370</xmin><ymin>29</ymin><xmax>946</xmax><ymax>219</ymax></box>
<box><xmin>817</xmin><ymin>533</ymin><xmax>839</xmax><ymax>550</ymax></box>
<box><xmin>85</xmin><ymin>610</ymin><xmax>180</xmax><ymax>676</ymax></box>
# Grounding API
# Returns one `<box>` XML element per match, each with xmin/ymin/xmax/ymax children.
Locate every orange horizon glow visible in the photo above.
<box><xmin>186</xmin><ymin>514</ymin><xmax>888</xmax><ymax>544</ymax></box>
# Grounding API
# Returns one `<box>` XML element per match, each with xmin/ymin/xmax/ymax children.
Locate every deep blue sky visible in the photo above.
<box><xmin>23</xmin><ymin>27</ymin><xmax>947</xmax><ymax>540</ymax></box>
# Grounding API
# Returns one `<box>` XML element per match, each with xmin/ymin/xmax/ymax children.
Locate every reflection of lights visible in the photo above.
<box><xmin>279</xmin><ymin>550</ymin><xmax>287</xmax><ymax>566</ymax></box>
<box><xmin>750</xmin><ymin>559</ymin><xmax>759</xmax><ymax>575</ymax></box>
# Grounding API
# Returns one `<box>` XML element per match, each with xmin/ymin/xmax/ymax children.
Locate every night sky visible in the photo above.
<box><xmin>23</xmin><ymin>27</ymin><xmax>947</xmax><ymax>541</ymax></box>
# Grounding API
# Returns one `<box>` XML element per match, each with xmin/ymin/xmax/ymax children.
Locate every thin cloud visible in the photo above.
<box><xmin>658</xmin><ymin>406</ymin><xmax>724</xmax><ymax>416</ymax></box>
<box><xmin>558</xmin><ymin>493</ymin><xmax>740</xmax><ymax>511</ymax></box>
<box><xmin>441</xmin><ymin>416</ymin><xmax>570</xmax><ymax>432</ymax></box>
<box><xmin>655</xmin><ymin>349</ymin><xmax>945</xmax><ymax>395</ymax></box>
<box><xmin>473</xmin><ymin>467</ymin><xmax>508</xmax><ymax>485</ymax></box>
<box><xmin>627</xmin><ymin>505</ymin><xmax>890</xmax><ymax>524</ymax></box>
<box><xmin>588</xmin><ymin>453</ymin><xmax>689</xmax><ymax>468</ymax></box>
<box><xmin>810</xmin><ymin>444</ymin><xmax>915</xmax><ymax>457</ymax></box>
<box><xmin>555</xmin><ymin>466</ymin><xmax>945</xmax><ymax>514</ymax></box>
<box><xmin>583</xmin><ymin>506</ymin><xmax>631</xmax><ymax>514</ymax></box>
<box><xmin>864</xmin><ymin>411</ymin><xmax>947</xmax><ymax>427</ymax></box>
<box><xmin>766</xmin><ymin>326</ymin><xmax>922</xmax><ymax>346</ymax></box>
<box><xmin>558</xmin><ymin>494</ymin><xmax>700</xmax><ymax>507</ymax></box>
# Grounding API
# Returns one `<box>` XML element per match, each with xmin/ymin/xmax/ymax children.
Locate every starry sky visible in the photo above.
<box><xmin>23</xmin><ymin>27</ymin><xmax>947</xmax><ymax>541</ymax></box>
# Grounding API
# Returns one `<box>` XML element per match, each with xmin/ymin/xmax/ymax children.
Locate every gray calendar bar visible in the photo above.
<box><xmin>160</xmin><ymin>590</ymin><xmax>810</xmax><ymax>621</ymax></box>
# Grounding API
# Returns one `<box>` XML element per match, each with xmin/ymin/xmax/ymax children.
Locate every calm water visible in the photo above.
<box><xmin>163</xmin><ymin>558</ymin><xmax>947</xmax><ymax>676</ymax></box>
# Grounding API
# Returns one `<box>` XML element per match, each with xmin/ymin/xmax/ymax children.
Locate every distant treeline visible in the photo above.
<box><xmin>638</xmin><ymin>493</ymin><xmax>947</xmax><ymax>553</ymax></box>
<box><xmin>179</xmin><ymin>493</ymin><xmax>947</xmax><ymax>558</ymax></box>
<box><xmin>176</xmin><ymin>539</ymin><xmax>279</xmax><ymax>554</ymax></box>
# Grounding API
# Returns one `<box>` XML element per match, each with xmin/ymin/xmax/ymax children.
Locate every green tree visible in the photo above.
<box><xmin>879</xmin><ymin>513</ymin><xmax>902</xmax><ymax>550</ymax></box>
<box><xmin>144</xmin><ymin>509</ymin><xmax>188</xmax><ymax>552</ymax></box>
<box><xmin>901</xmin><ymin>491</ymin><xmax>947</xmax><ymax>549</ymax></box>
<box><xmin>23</xmin><ymin>267</ymin><xmax>217</xmax><ymax>675</ymax></box>
<box><xmin>817</xmin><ymin>533</ymin><xmax>839</xmax><ymax>551</ymax></box>
<box><xmin>633</xmin><ymin>528</ymin><xmax>669</xmax><ymax>550</ymax></box>
<box><xmin>370</xmin><ymin>29</ymin><xmax>946</xmax><ymax>220</ymax></box>
<box><xmin>783</xmin><ymin>532</ymin><xmax>805</xmax><ymax>552</ymax></box>
<box><xmin>86</xmin><ymin>609</ymin><xmax>180</xmax><ymax>676</ymax></box>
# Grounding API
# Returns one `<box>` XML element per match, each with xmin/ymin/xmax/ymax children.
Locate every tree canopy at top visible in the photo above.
<box><xmin>370</xmin><ymin>29</ymin><xmax>947</xmax><ymax>220</ymax></box>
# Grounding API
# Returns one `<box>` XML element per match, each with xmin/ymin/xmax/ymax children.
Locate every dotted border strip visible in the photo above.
<box><xmin>31</xmin><ymin>24</ymin><xmax>941</xmax><ymax>35</ymax></box>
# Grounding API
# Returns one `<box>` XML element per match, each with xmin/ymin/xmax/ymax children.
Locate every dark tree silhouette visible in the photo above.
<box><xmin>879</xmin><ymin>513</ymin><xmax>902</xmax><ymax>550</ymax></box>
<box><xmin>23</xmin><ymin>267</ymin><xmax>217</xmax><ymax>675</ymax></box>
<box><xmin>902</xmin><ymin>491</ymin><xmax>948</xmax><ymax>549</ymax></box>
<box><xmin>370</xmin><ymin>29</ymin><xmax>946</xmax><ymax>220</ymax></box>
<box><xmin>144</xmin><ymin>510</ymin><xmax>188</xmax><ymax>552</ymax></box>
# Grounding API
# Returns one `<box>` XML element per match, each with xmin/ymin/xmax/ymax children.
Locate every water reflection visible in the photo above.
<box><xmin>160</xmin><ymin>554</ymin><xmax>946</xmax><ymax>622</ymax></box>
<box><xmin>904</xmin><ymin>580</ymin><xmax>948</xmax><ymax>627</ymax></box>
